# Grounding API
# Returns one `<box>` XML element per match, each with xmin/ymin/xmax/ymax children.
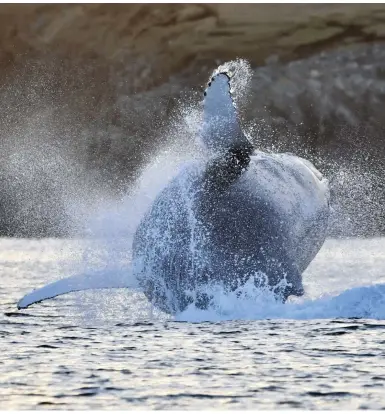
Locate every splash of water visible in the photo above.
<box><xmin>176</xmin><ymin>282</ymin><xmax>385</xmax><ymax>322</ymax></box>
<box><xmin>24</xmin><ymin>58</ymin><xmax>384</xmax><ymax>323</ymax></box>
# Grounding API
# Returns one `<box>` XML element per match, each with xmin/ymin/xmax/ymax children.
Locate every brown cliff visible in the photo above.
<box><xmin>1</xmin><ymin>4</ymin><xmax>385</xmax><ymax>86</ymax></box>
<box><xmin>0</xmin><ymin>4</ymin><xmax>385</xmax><ymax>237</ymax></box>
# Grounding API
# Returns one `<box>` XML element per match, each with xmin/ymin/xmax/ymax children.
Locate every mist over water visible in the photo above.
<box><xmin>1</xmin><ymin>51</ymin><xmax>384</xmax><ymax>237</ymax></box>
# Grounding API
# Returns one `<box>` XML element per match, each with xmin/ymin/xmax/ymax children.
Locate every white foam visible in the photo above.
<box><xmin>175</xmin><ymin>238</ymin><xmax>385</xmax><ymax>322</ymax></box>
<box><xmin>176</xmin><ymin>282</ymin><xmax>385</xmax><ymax>322</ymax></box>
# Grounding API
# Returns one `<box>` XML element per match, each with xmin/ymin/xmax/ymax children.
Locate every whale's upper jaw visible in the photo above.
<box><xmin>201</xmin><ymin>70</ymin><xmax>252</xmax><ymax>157</ymax></box>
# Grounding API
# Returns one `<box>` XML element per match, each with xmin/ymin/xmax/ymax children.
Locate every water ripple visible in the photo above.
<box><xmin>2</xmin><ymin>238</ymin><xmax>385</xmax><ymax>409</ymax></box>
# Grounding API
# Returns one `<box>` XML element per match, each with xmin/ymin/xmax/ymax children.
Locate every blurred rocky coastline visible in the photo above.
<box><xmin>0</xmin><ymin>4</ymin><xmax>385</xmax><ymax>237</ymax></box>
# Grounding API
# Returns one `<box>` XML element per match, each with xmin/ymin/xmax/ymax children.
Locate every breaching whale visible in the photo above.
<box><xmin>17</xmin><ymin>60</ymin><xmax>330</xmax><ymax>314</ymax></box>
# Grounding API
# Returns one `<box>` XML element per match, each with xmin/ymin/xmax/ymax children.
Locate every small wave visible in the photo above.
<box><xmin>176</xmin><ymin>282</ymin><xmax>385</xmax><ymax>322</ymax></box>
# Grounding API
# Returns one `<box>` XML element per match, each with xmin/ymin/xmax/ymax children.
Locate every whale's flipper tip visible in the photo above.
<box><xmin>17</xmin><ymin>288</ymin><xmax>56</xmax><ymax>310</ymax></box>
<box><xmin>16</xmin><ymin>268</ymin><xmax>137</xmax><ymax>311</ymax></box>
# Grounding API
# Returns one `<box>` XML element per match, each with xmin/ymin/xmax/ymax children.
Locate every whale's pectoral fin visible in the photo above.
<box><xmin>202</xmin><ymin>72</ymin><xmax>253</xmax><ymax>157</ymax></box>
<box><xmin>201</xmin><ymin>71</ymin><xmax>253</xmax><ymax>191</ymax></box>
<box><xmin>17</xmin><ymin>268</ymin><xmax>137</xmax><ymax>309</ymax></box>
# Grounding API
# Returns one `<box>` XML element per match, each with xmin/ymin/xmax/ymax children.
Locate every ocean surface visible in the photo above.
<box><xmin>1</xmin><ymin>237</ymin><xmax>385</xmax><ymax>409</ymax></box>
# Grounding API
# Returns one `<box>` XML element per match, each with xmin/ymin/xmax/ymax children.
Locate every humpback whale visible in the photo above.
<box><xmin>17</xmin><ymin>60</ymin><xmax>330</xmax><ymax>314</ymax></box>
